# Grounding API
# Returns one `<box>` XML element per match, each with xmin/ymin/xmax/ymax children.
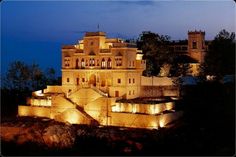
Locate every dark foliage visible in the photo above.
<box><xmin>137</xmin><ymin>31</ymin><xmax>173</xmax><ymax>76</ymax></box>
<box><xmin>2</xmin><ymin>61</ymin><xmax>60</xmax><ymax>91</ymax></box>
<box><xmin>203</xmin><ymin>29</ymin><xmax>235</xmax><ymax>79</ymax></box>
<box><xmin>1</xmin><ymin>61</ymin><xmax>60</xmax><ymax>120</ymax></box>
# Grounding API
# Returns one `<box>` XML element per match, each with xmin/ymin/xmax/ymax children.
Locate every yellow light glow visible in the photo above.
<box><xmin>136</xmin><ymin>54</ymin><xmax>143</xmax><ymax>60</ymax></box>
<box><xmin>154</xmin><ymin>105</ymin><xmax>160</xmax><ymax>114</ymax></box>
<box><xmin>34</xmin><ymin>90</ymin><xmax>44</xmax><ymax>96</ymax></box>
<box><xmin>150</xmin><ymin>121</ymin><xmax>158</xmax><ymax>129</ymax></box>
<box><xmin>65</xmin><ymin>111</ymin><xmax>80</xmax><ymax>124</ymax></box>
<box><xmin>31</xmin><ymin>98</ymin><xmax>51</xmax><ymax>107</ymax></box>
<box><xmin>132</xmin><ymin>104</ymin><xmax>137</xmax><ymax>113</ymax></box>
<box><xmin>165</xmin><ymin>102</ymin><xmax>174</xmax><ymax>110</ymax></box>
<box><xmin>159</xmin><ymin>119</ymin><xmax>165</xmax><ymax>128</ymax></box>
<box><xmin>149</xmin><ymin>105</ymin><xmax>155</xmax><ymax>114</ymax></box>
<box><xmin>111</xmin><ymin>104</ymin><xmax>120</xmax><ymax>112</ymax></box>
<box><xmin>149</xmin><ymin>105</ymin><xmax>161</xmax><ymax>114</ymax></box>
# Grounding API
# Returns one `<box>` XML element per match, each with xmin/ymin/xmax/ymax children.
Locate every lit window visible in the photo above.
<box><xmin>107</xmin><ymin>58</ymin><xmax>112</xmax><ymax>69</ymax></box>
<box><xmin>117</xmin><ymin>78</ymin><xmax>121</xmax><ymax>84</ymax></box>
<box><xmin>81</xmin><ymin>58</ymin><xmax>85</xmax><ymax>68</ymax></box>
<box><xmin>115</xmin><ymin>57</ymin><xmax>122</xmax><ymax>66</ymax></box>
<box><xmin>101</xmin><ymin>58</ymin><xmax>106</xmax><ymax>69</ymax></box>
<box><xmin>89</xmin><ymin>58</ymin><xmax>95</xmax><ymax>66</ymax></box>
<box><xmin>64</xmin><ymin>58</ymin><xmax>70</xmax><ymax>67</ymax></box>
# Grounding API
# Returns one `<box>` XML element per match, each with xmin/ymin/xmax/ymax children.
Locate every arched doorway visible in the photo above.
<box><xmin>89</xmin><ymin>74</ymin><xmax>96</xmax><ymax>86</ymax></box>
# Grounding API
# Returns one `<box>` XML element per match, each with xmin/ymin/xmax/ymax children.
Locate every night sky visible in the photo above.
<box><xmin>1</xmin><ymin>0</ymin><xmax>235</xmax><ymax>76</ymax></box>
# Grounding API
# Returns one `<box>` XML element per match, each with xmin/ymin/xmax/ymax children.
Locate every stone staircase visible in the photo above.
<box><xmin>64</xmin><ymin>97</ymin><xmax>99</xmax><ymax>126</ymax></box>
<box><xmin>90</xmin><ymin>86</ymin><xmax>108</xmax><ymax>97</ymax></box>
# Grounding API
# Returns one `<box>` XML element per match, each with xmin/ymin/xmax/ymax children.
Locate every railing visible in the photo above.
<box><xmin>90</xmin><ymin>85</ymin><xmax>108</xmax><ymax>97</ymax></box>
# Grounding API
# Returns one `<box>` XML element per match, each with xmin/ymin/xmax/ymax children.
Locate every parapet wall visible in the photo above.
<box><xmin>110</xmin><ymin>111</ymin><xmax>183</xmax><ymax>129</ymax></box>
<box><xmin>140</xmin><ymin>76</ymin><xmax>179</xmax><ymax>97</ymax></box>
<box><xmin>18</xmin><ymin>106</ymin><xmax>51</xmax><ymax>118</ymax></box>
<box><xmin>44</xmin><ymin>86</ymin><xmax>64</xmax><ymax>93</ymax></box>
<box><xmin>140</xmin><ymin>86</ymin><xmax>179</xmax><ymax>97</ymax></box>
<box><xmin>141</xmin><ymin>76</ymin><xmax>176</xmax><ymax>86</ymax></box>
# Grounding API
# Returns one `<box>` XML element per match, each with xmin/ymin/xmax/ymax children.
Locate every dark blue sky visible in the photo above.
<box><xmin>1</xmin><ymin>0</ymin><xmax>235</xmax><ymax>77</ymax></box>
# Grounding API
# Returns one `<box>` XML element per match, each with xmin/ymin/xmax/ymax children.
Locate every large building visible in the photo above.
<box><xmin>18</xmin><ymin>31</ymin><xmax>209</xmax><ymax>129</ymax></box>
<box><xmin>61</xmin><ymin>31</ymin><xmax>146</xmax><ymax>99</ymax></box>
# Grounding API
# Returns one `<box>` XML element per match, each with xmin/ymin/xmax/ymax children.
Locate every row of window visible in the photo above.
<box><xmin>117</xmin><ymin>78</ymin><xmax>135</xmax><ymax>84</ymax></box>
<box><xmin>129</xmin><ymin>61</ymin><xmax>135</xmax><ymax>67</ymax></box>
<box><xmin>66</xmin><ymin>77</ymin><xmax>135</xmax><ymax>84</ymax></box>
<box><xmin>65</xmin><ymin>58</ymin><xmax>123</xmax><ymax>68</ymax></box>
<box><xmin>67</xmin><ymin>77</ymin><xmax>86</xmax><ymax>83</ymax></box>
<box><xmin>128</xmin><ymin>90</ymin><xmax>135</xmax><ymax>95</ymax></box>
<box><xmin>128</xmin><ymin>78</ymin><xmax>135</xmax><ymax>84</ymax></box>
<box><xmin>114</xmin><ymin>90</ymin><xmax>135</xmax><ymax>97</ymax></box>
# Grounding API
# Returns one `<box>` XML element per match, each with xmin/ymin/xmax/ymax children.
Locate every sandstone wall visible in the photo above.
<box><xmin>140</xmin><ymin>86</ymin><xmax>179</xmax><ymax>97</ymax></box>
<box><xmin>110</xmin><ymin>111</ymin><xmax>183</xmax><ymax>129</ymax></box>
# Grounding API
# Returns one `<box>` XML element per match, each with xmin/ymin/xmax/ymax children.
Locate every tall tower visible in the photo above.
<box><xmin>188</xmin><ymin>30</ymin><xmax>206</xmax><ymax>63</ymax></box>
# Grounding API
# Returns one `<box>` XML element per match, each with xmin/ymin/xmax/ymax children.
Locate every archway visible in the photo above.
<box><xmin>89</xmin><ymin>74</ymin><xmax>96</xmax><ymax>86</ymax></box>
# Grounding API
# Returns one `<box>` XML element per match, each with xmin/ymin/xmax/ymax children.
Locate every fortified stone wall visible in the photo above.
<box><xmin>110</xmin><ymin>111</ymin><xmax>183</xmax><ymax>129</ymax></box>
<box><xmin>140</xmin><ymin>76</ymin><xmax>179</xmax><ymax>97</ymax></box>
<box><xmin>140</xmin><ymin>86</ymin><xmax>179</xmax><ymax>97</ymax></box>
<box><xmin>18</xmin><ymin>106</ymin><xmax>51</xmax><ymax>118</ymax></box>
<box><xmin>141</xmin><ymin>76</ymin><xmax>176</xmax><ymax>86</ymax></box>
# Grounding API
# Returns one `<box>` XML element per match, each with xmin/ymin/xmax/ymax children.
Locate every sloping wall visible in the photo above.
<box><xmin>69</xmin><ymin>88</ymin><xmax>103</xmax><ymax>107</ymax></box>
<box><xmin>54</xmin><ymin>108</ymin><xmax>92</xmax><ymax>124</ymax></box>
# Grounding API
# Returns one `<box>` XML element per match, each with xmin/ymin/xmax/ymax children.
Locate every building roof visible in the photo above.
<box><xmin>85</xmin><ymin>32</ymin><xmax>106</xmax><ymax>37</ymax></box>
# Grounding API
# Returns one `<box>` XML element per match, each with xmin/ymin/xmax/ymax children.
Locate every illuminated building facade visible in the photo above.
<box><xmin>18</xmin><ymin>32</ymin><xmax>185</xmax><ymax>129</ymax></box>
<box><xmin>61</xmin><ymin>32</ymin><xmax>146</xmax><ymax>99</ymax></box>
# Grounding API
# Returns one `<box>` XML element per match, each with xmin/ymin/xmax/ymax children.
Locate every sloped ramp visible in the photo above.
<box><xmin>54</xmin><ymin>108</ymin><xmax>98</xmax><ymax>125</ymax></box>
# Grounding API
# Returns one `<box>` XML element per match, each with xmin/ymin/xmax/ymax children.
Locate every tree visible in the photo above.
<box><xmin>137</xmin><ymin>31</ymin><xmax>172</xmax><ymax>76</ymax></box>
<box><xmin>45</xmin><ymin>67</ymin><xmax>58</xmax><ymax>85</ymax></box>
<box><xmin>30</xmin><ymin>63</ymin><xmax>46</xmax><ymax>90</ymax></box>
<box><xmin>203</xmin><ymin>29</ymin><xmax>235</xmax><ymax>79</ymax></box>
<box><xmin>2</xmin><ymin>61</ymin><xmax>58</xmax><ymax>91</ymax></box>
<box><xmin>3</xmin><ymin>61</ymin><xmax>31</xmax><ymax>91</ymax></box>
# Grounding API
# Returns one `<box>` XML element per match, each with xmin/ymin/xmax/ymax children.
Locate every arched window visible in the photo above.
<box><xmin>81</xmin><ymin>58</ymin><xmax>85</xmax><ymax>68</ymax></box>
<box><xmin>89</xmin><ymin>58</ymin><xmax>95</xmax><ymax>66</ymax></box>
<box><xmin>64</xmin><ymin>57</ymin><xmax>70</xmax><ymax>67</ymax></box>
<box><xmin>101</xmin><ymin>58</ymin><xmax>106</xmax><ymax>69</ymax></box>
<box><xmin>115</xmin><ymin>57</ymin><xmax>122</xmax><ymax>66</ymax></box>
<box><xmin>107</xmin><ymin>58</ymin><xmax>112</xmax><ymax>69</ymax></box>
<box><xmin>76</xmin><ymin>59</ymin><xmax>79</xmax><ymax>69</ymax></box>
